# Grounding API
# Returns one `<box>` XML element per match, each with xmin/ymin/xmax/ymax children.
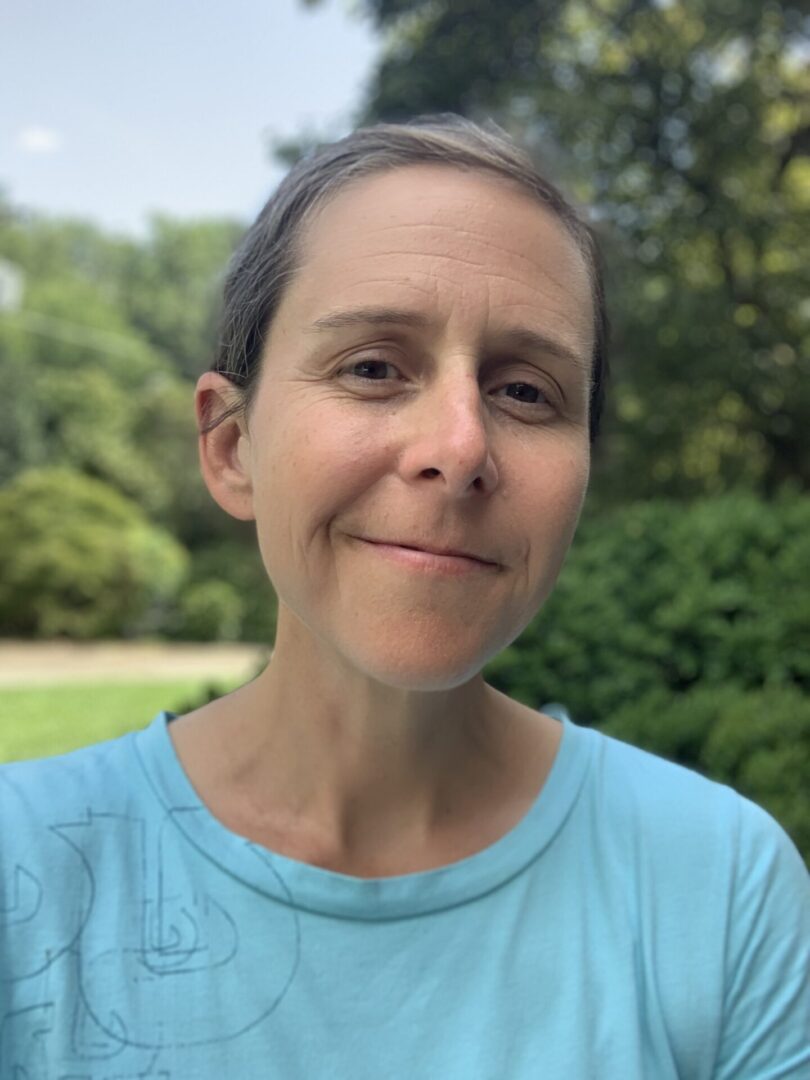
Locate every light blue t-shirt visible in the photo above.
<box><xmin>1</xmin><ymin>710</ymin><xmax>808</xmax><ymax>1078</ymax></box>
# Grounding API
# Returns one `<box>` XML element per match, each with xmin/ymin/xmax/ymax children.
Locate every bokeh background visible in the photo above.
<box><xmin>1</xmin><ymin>0</ymin><xmax>807</xmax><ymax>859</ymax></box>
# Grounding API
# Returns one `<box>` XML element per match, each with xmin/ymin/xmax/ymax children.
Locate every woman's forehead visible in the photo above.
<box><xmin>280</xmin><ymin>165</ymin><xmax>594</xmax><ymax>352</ymax></box>
<box><xmin>298</xmin><ymin>165</ymin><xmax>583</xmax><ymax>270</ymax></box>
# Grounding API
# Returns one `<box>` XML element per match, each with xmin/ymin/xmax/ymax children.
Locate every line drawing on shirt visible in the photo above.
<box><xmin>69</xmin><ymin>803</ymin><xmax>302</xmax><ymax>1050</ymax></box>
<box><xmin>2</xmin><ymin>763</ymin><xmax>305</xmax><ymax>1071</ymax></box>
<box><xmin>0</xmin><ymin>1002</ymin><xmax>54</xmax><ymax>1079</ymax></box>
<box><xmin>0</xmin><ymin>816</ymin><xmax>95</xmax><ymax>984</ymax></box>
<box><xmin>139</xmin><ymin>811</ymin><xmax>238</xmax><ymax>975</ymax></box>
<box><xmin>70</xmin><ymin>990</ymin><xmax>166</xmax><ymax>1074</ymax></box>
<box><xmin>1</xmin><ymin>864</ymin><xmax>42</xmax><ymax>923</ymax></box>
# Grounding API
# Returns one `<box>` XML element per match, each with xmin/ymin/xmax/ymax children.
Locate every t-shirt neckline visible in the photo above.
<box><xmin>132</xmin><ymin>708</ymin><xmax>594</xmax><ymax>921</ymax></box>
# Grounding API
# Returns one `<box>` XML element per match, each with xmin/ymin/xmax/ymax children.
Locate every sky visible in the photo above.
<box><xmin>0</xmin><ymin>0</ymin><xmax>380</xmax><ymax>235</ymax></box>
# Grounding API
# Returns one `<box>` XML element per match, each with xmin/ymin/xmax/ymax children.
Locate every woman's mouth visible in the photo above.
<box><xmin>352</xmin><ymin>537</ymin><xmax>500</xmax><ymax>575</ymax></box>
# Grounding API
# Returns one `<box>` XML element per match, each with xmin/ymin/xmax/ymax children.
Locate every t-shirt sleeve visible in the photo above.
<box><xmin>715</xmin><ymin>796</ymin><xmax>810</xmax><ymax>1078</ymax></box>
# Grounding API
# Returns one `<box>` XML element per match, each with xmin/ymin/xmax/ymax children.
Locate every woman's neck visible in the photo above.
<box><xmin>168</xmin><ymin>610</ymin><xmax>562</xmax><ymax>876</ymax></box>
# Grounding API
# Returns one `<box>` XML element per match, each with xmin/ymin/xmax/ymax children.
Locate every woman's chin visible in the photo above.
<box><xmin>339</xmin><ymin>638</ymin><xmax>498</xmax><ymax>692</ymax></box>
<box><xmin>274</xmin><ymin>600</ymin><xmax>515</xmax><ymax>691</ymax></box>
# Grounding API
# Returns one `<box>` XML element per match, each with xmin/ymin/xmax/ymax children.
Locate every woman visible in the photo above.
<box><xmin>1</xmin><ymin>115</ymin><xmax>808</xmax><ymax>1078</ymax></box>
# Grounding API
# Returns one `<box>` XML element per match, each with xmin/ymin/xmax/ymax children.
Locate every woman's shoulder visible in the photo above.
<box><xmin>0</xmin><ymin>723</ymin><xmax>148</xmax><ymax>834</ymax></box>
<box><xmin>568</xmin><ymin>723</ymin><xmax>810</xmax><ymax>1076</ymax></box>
<box><xmin>587</xmin><ymin>725</ymin><xmax>807</xmax><ymax>902</ymax></box>
<box><xmin>571</xmin><ymin>719</ymin><xmax>804</xmax><ymax>880</ymax></box>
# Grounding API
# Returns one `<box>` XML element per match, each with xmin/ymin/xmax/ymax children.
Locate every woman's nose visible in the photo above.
<box><xmin>399</xmin><ymin>368</ymin><xmax>500</xmax><ymax>497</ymax></box>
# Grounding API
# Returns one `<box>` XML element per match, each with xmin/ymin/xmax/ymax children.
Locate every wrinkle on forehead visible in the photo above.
<box><xmin>297</xmin><ymin>247</ymin><xmax>587</xmax><ymax>318</ymax></box>
<box><xmin>304</xmin><ymin>215</ymin><xmax>588</xmax><ymax>289</ymax></box>
<box><xmin>298</xmin><ymin>165</ymin><xmax>586</xmax><ymax>267</ymax></box>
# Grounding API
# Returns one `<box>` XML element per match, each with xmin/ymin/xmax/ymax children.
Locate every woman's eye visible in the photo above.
<box><xmin>495</xmin><ymin>382</ymin><xmax>552</xmax><ymax>408</ymax></box>
<box><xmin>340</xmin><ymin>363</ymin><xmax>554</xmax><ymax>413</ymax></box>
<box><xmin>343</xmin><ymin>359</ymin><xmax>398</xmax><ymax>381</ymax></box>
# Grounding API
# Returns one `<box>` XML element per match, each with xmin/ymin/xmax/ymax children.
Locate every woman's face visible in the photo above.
<box><xmin>237</xmin><ymin>164</ymin><xmax>594</xmax><ymax>689</ymax></box>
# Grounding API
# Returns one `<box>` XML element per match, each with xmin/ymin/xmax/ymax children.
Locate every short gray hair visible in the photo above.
<box><xmin>205</xmin><ymin>114</ymin><xmax>609</xmax><ymax>443</ymax></box>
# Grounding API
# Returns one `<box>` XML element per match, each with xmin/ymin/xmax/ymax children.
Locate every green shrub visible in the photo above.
<box><xmin>486</xmin><ymin>492</ymin><xmax>810</xmax><ymax>718</ymax></box>
<box><xmin>171</xmin><ymin>540</ymin><xmax>278</xmax><ymax>644</ymax></box>
<box><xmin>0</xmin><ymin>467</ymin><xmax>188</xmax><ymax>638</ymax></box>
<box><xmin>175</xmin><ymin>579</ymin><xmax>244</xmax><ymax>641</ymax></box>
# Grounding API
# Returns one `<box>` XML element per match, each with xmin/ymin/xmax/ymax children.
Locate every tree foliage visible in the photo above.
<box><xmin>0</xmin><ymin>201</ymin><xmax>248</xmax><ymax>548</ymax></box>
<box><xmin>119</xmin><ymin>216</ymin><xmax>243</xmax><ymax>382</ymax></box>
<box><xmin>486</xmin><ymin>492</ymin><xmax>810</xmax><ymax>716</ymax></box>
<box><xmin>0</xmin><ymin>468</ymin><xmax>188</xmax><ymax>639</ymax></box>
<box><xmin>0</xmin><ymin>198</ymin><xmax>275</xmax><ymax>642</ymax></box>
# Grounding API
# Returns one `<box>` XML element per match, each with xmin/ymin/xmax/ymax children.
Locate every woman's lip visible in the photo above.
<box><xmin>353</xmin><ymin>537</ymin><xmax>500</xmax><ymax>573</ymax></box>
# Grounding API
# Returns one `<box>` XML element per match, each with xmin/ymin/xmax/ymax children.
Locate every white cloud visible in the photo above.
<box><xmin>17</xmin><ymin>126</ymin><xmax>63</xmax><ymax>154</ymax></box>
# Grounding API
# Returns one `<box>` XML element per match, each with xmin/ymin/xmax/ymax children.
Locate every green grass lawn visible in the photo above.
<box><xmin>0</xmin><ymin>677</ymin><xmax>241</xmax><ymax>763</ymax></box>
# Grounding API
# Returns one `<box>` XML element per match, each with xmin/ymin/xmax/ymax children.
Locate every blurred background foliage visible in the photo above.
<box><xmin>1</xmin><ymin>0</ymin><xmax>807</xmax><ymax>855</ymax></box>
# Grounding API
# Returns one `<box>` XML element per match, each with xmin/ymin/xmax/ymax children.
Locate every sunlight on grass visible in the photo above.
<box><xmin>0</xmin><ymin>677</ymin><xmax>241</xmax><ymax>763</ymax></box>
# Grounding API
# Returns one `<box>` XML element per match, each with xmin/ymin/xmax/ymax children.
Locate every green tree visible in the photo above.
<box><xmin>0</xmin><ymin>468</ymin><xmax>189</xmax><ymax>639</ymax></box>
<box><xmin>0</xmin><ymin>199</ymin><xmax>243</xmax><ymax>548</ymax></box>
<box><xmin>119</xmin><ymin>215</ymin><xmax>244</xmax><ymax>381</ymax></box>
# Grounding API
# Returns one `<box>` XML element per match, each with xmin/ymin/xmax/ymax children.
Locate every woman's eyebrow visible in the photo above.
<box><xmin>496</xmin><ymin>328</ymin><xmax>591</xmax><ymax>378</ymax></box>
<box><xmin>305</xmin><ymin>307</ymin><xmax>430</xmax><ymax>333</ymax></box>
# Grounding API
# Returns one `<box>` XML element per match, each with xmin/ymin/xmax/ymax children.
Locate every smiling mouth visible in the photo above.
<box><xmin>353</xmin><ymin>536</ymin><xmax>501</xmax><ymax>571</ymax></box>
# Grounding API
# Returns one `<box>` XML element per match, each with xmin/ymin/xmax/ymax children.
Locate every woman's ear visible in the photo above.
<box><xmin>195</xmin><ymin>372</ymin><xmax>255</xmax><ymax>522</ymax></box>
